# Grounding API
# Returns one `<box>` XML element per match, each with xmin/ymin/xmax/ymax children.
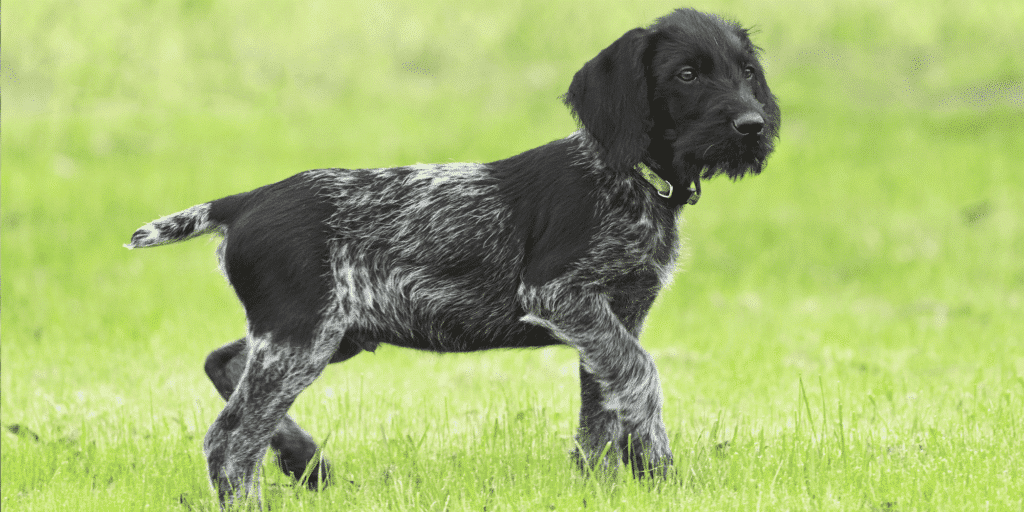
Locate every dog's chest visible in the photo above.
<box><xmin>584</xmin><ymin>195</ymin><xmax>680</xmax><ymax>284</ymax></box>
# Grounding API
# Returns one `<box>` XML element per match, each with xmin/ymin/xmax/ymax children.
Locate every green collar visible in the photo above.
<box><xmin>638</xmin><ymin>164</ymin><xmax>674</xmax><ymax>199</ymax></box>
<box><xmin>637</xmin><ymin>165</ymin><xmax>701</xmax><ymax>205</ymax></box>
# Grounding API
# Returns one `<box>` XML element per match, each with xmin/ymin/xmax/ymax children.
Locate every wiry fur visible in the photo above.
<box><xmin>127</xmin><ymin>8</ymin><xmax>779</xmax><ymax>507</ymax></box>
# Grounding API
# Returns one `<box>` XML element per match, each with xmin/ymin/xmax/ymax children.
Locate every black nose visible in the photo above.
<box><xmin>732</xmin><ymin>112</ymin><xmax>765</xmax><ymax>135</ymax></box>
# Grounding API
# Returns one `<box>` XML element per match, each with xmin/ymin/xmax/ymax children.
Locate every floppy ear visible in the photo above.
<box><xmin>563</xmin><ymin>28</ymin><xmax>653</xmax><ymax>171</ymax></box>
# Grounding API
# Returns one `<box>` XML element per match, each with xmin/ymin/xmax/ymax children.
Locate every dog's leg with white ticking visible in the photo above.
<box><xmin>126</xmin><ymin>174</ymin><xmax>364</xmax><ymax>506</ymax></box>
<box><xmin>576</xmin><ymin>365</ymin><xmax>624</xmax><ymax>470</ymax></box>
<box><xmin>576</xmin><ymin>288</ymin><xmax>665</xmax><ymax>475</ymax></box>
<box><xmin>204</xmin><ymin>338</ymin><xmax>358</xmax><ymax>489</ymax></box>
<box><xmin>203</xmin><ymin>326</ymin><xmax>346</xmax><ymax>506</ymax></box>
<box><xmin>523</xmin><ymin>287</ymin><xmax>671</xmax><ymax>476</ymax></box>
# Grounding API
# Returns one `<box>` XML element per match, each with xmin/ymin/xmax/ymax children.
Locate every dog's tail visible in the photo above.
<box><xmin>124</xmin><ymin>195</ymin><xmax>244</xmax><ymax>249</ymax></box>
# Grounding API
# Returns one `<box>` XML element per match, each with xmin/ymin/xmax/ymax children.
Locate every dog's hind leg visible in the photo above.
<box><xmin>203</xmin><ymin>326</ymin><xmax>348</xmax><ymax>507</ymax></box>
<box><xmin>204</xmin><ymin>338</ymin><xmax>359</xmax><ymax>490</ymax></box>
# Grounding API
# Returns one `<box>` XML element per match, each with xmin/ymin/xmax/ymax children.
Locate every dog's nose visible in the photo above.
<box><xmin>732</xmin><ymin>112</ymin><xmax>765</xmax><ymax>135</ymax></box>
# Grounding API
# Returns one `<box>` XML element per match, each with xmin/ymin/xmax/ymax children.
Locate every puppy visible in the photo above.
<box><xmin>127</xmin><ymin>8</ymin><xmax>779</xmax><ymax>506</ymax></box>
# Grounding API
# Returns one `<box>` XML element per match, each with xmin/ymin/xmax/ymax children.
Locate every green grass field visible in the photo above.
<box><xmin>3</xmin><ymin>0</ymin><xmax>1023</xmax><ymax>509</ymax></box>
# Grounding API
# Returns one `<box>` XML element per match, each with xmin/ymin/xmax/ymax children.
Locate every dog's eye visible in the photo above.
<box><xmin>743</xmin><ymin>66</ymin><xmax>756</xmax><ymax>80</ymax></box>
<box><xmin>676</xmin><ymin>67</ymin><xmax>698</xmax><ymax>82</ymax></box>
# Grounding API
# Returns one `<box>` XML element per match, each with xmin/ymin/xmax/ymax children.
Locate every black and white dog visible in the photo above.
<box><xmin>127</xmin><ymin>8</ymin><xmax>779</xmax><ymax>506</ymax></box>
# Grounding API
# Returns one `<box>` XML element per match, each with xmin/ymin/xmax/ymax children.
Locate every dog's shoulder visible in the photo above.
<box><xmin>489</xmin><ymin>137</ymin><xmax>606</xmax><ymax>286</ymax></box>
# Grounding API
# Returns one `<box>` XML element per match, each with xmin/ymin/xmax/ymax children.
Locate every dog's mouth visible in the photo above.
<box><xmin>698</xmin><ymin>144</ymin><xmax>769</xmax><ymax>180</ymax></box>
<box><xmin>671</xmin><ymin>126</ymin><xmax>778</xmax><ymax>181</ymax></box>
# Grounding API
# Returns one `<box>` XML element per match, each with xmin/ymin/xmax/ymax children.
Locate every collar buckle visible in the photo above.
<box><xmin>658</xmin><ymin>181</ymin><xmax>674</xmax><ymax>199</ymax></box>
<box><xmin>638</xmin><ymin>165</ymin><xmax>673</xmax><ymax>199</ymax></box>
<box><xmin>638</xmin><ymin>164</ymin><xmax>701</xmax><ymax>206</ymax></box>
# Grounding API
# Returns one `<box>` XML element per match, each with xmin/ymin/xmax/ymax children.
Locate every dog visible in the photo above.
<box><xmin>126</xmin><ymin>7</ymin><xmax>779</xmax><ymax>506</ymax></box>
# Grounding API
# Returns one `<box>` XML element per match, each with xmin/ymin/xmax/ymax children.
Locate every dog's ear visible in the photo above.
<box><xmin>563</xmin><ymin>28</ymin><xmax>653</xmax><ymax>171</ymax></box>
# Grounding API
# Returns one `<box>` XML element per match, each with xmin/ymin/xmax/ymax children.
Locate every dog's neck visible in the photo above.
<box><xmin>569</xmin><ymin>130</ymin><xmax>700</xmax><ymax>208</ymax></box>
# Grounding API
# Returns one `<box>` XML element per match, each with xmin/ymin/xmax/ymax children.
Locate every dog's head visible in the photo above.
<box><xmin>564</xmin><ymin>8</ymin><xmax>780</xmax><ymax>189</ymax></box>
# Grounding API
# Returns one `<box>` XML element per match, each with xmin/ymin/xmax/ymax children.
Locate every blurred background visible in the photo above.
<box><xmin>2</xmin><ymin>0</ymin><xmax>1023</xmax><ymax>507</ymax></box>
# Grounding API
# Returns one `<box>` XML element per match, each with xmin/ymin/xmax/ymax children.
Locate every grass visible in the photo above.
<box><xmin>3</xmin><ymin>0</ymin><xmax>1023</xmax><ymax>509</ymax></box>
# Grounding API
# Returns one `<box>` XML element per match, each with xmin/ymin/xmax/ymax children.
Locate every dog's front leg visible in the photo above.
<box><xmin>576</xmin><ymin>362</ymin><xmax>624</xmax><ymax>471</ymax></box>
<box><xmin>521</xmin><ymin>289</ymin><xmax>672</xmax><ymax>476</ymax></box>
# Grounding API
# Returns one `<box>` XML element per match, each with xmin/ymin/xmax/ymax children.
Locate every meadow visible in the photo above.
<box><xmin>2</xmin><ymin>0</ymin><xmax>1023</xmax><ymax>509</ymax></box>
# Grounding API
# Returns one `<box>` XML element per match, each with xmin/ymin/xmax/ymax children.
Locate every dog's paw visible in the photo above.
<box><xmin>276</xmin><ymin>450</ymin><xmax>332</xmax><ymax>490</ymax></box>
<box><xmin>625</xmin><ymin>441</ymin><xmax>673</xmax><ymax>478</ymax></box>
<box><xmin>621</xmin><ymin>425</ymin><xmax>674</xmax><ymax>478</ymax></box>
<box><xmin>616</xmin><ymin>415</ymin><xmax>674</xmax><ymax>479</ymax></box>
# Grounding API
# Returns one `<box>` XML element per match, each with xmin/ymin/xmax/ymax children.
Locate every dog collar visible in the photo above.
<box><xmin>637</xmin><ymin>165</ymin><xmax>701</xmax><ymax>205</ymax></box>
